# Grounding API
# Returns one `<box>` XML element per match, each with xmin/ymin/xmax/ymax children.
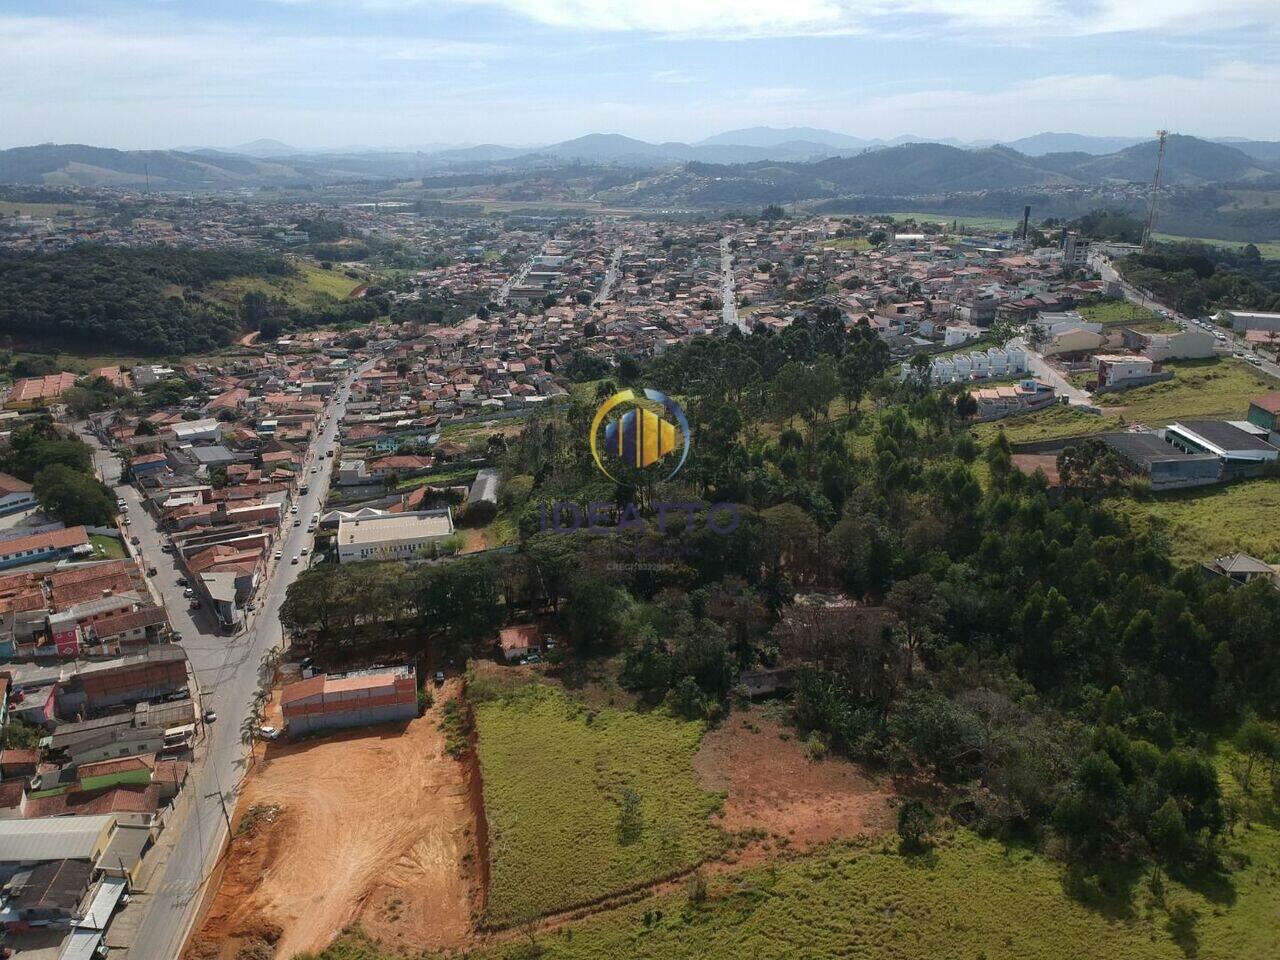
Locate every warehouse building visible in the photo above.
<box><xmin>1099</xmin><ymin>432</ymin><xmax>1223</xmax><ymax>490</ymax></box>
<box><xmin>281</xmin><ymin>664</ymin><xmax>418</xmax><ymax>735</ymax></box>
<box><xmin>336</xmin><ymin>509</ymin><xmax>454</xmax><ymax>563</ymax></box>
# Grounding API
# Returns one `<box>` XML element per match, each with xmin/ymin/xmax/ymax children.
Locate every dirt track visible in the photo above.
<box><xmin>186</xmin><ymin>682</ymin><xmax>479</xmax><ymax>960</ymax></box>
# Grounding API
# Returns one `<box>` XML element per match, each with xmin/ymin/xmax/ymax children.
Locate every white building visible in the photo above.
<box><xmin>337</xmin><ymin>509</ymin><xmax>455</xmax><ymax>563</ymax></box>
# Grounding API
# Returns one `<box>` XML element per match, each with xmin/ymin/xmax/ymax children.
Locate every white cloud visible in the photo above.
<box><xmin>444</xmin><ymin>0</ymin><xmax>1278</xmax><ymax>39</ymax></box>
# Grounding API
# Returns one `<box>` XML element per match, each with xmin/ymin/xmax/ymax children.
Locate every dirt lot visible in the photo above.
<box><xmin>694</xmin><ymin>708</ymin><xmax>894</xmax><ymax>848</ymax></box>
<box><xmin>185</xmin><ymin>682</ymin><xmax>480</xmax><ymax>960</ymax></box>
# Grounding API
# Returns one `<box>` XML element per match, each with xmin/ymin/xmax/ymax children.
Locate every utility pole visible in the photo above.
<box><xmin>1141</xmin><ymin>130</ymin><xmax>1168</xmax><ymax>252</ymax></box>
<box><xmin>205</xmin><ymin>789</ymin><xmax>233</xmax><ymax>836</ymax></box>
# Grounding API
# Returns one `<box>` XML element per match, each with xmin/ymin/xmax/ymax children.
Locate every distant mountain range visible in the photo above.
<box><xmin>1</xmin><ymin>132</ymin><xmax>1277</xmax><ymax>194</ymax></box>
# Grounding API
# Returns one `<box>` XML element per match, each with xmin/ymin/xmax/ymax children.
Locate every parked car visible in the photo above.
<box><xmin>177</xmin><ymin>576</ymin><xmax>189</xmax><ymax>586</ymax></box>
<box><xmin>203</xmin><ymin>709</ymin><xmax>217</xmax><ymax>723</ymax></box>
<box><xmin>258</xmin><ymin>725</ymin><xmax>281</xmax><ymax>741</ymax></box>
<box><xmin>147</xmin><ymin>566</ymin><xmax>157</xmax><ymax>577</ymax></box>
<box><xmin>182</xmin><ymin>587</ymin><xmax>194</xmax><ymax>598</ymax></box>
<box><xmin>189</xmin><ymin>599</ymin><xmax>201</xmax><ymax>610</ymax></box>
<box><xmin>273</xmin><ymin>550</ymin><xmax>283</xmax><ymax>560</ymax></box>
<box><xmin>293</xmin><ymin>519</ymin><xmax>301</xmax><ymax>527</ymax></box>
<box><xmin>434</xmin><ymin>670</ymin><xmax>446</xmax><ymax>687</ymax></box>
<box><xmin>161</xmin><ymin>543</ymin><xmax>174</xmax><ymax>553</ymax></box>
<box><xmin>130</xmin><ymin>536</ymin><xmax>141</xmax><ymax>545</ymax></box>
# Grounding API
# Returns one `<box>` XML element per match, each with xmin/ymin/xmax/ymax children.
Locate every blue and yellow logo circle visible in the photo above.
<box><xmin>589</xmin><ymin>388</ymin><xmax>690</xmax><ymax>483</ymax></box>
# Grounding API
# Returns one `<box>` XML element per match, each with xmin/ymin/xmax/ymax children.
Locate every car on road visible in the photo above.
<box><xmin>291</xmin><ymin>555</ymin><xmax>300</xmax><ymax>564</ymax></box>
<box><xmin>290</xmin><ymin>505</ymin><xmax>298</xmax><ymax>514</ymax></box>
<box><xmin>203</xmin><ymin>709</ymin><xmax>217</xmax><ymax>723</ymax></box>
<box><xmin>311</xmin><ymin>466</ymin><xmax>318</xmax><ymax>474</ymax></box>
<box><xmin>300</xmin><ymin>546</ymin><xmax>309</xmax><ymax>556</ymax></box>
<box><xmin>293</xmin><ymin>519</ymin><xmax>301</xmax><ymax>527</ymax></box>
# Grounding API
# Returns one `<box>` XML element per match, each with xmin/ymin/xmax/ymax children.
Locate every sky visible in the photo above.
<box><xmin>3</xmin><ymin>0</ymin><xmax>1279</xmax><ymax>150</ymax></box>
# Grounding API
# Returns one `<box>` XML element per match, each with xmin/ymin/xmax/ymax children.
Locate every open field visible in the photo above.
<box><xmin>1078</xmin><ymin>299</ymin><xmax>1176</xmax><ymax>332</ymax></box>
<box><xmin>867</xmin><ymin>211</ymin><xmax>1021</xmax><ymax>231</ymax></box>
<box><xmin>974</xmin><ymin>357</ymin><xmax>1272</xmax><ymax>444</ymax></box>
<box><xmin>1152</xmin><ymin>233</ymin><xmax>1280</xmax><ymax>260</ymax></box>
<box><xmin>1109</xmin><ymin>477</ymin><xmax>1280</xmax><ymax>564</ymax></box>
<box><xmin>184</xmin><ymin>683</ymin><xmax>479</xmax><ymax>960</ymax></box>
<box><xmin>89</xmin><ymin>534</ymin><xmax>126</xmax><ymax>560</ymax></box>
<box><xmin>973</xmin><ymin>405</ymin><xmax>1121</xmax><ymax>445</ymax></box>
<box><xmin>319</xmin><ymin>819</ymin><xmax>1280</xmax><ymax>960</ymax></box>
<box><xmin>1113</xmin><ymin>358</ymin><xmax>1273</xmax><ymax>425</ymax></box>
<box><xmin>693</xmin><ymin>709</ymin><xmax>893</xmax><ymax>848</ymax></box>
<box><xmin>473</xmin><ymin>682</ymin><xmax>726</xmax><ymax>926</ymax></box>
<box><xmin>207</xmin><ymin>260</ymin><xmax>365</xmax><ymax>309</ymax></box>
<box><xmin>819</xmin><ymin>237</ymin><xmax>871</xmax><ymax>252</ymax></box>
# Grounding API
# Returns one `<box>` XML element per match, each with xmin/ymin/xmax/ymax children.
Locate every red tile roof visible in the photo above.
<box><xmin>1251</xmin><ymin>391</ymin><xmax>1280</xmax><ymax>415</ymax></box>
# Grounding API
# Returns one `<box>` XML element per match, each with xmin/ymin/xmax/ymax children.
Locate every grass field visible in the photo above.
<box><xmin>89</xmin><ymin>535</ymin><xmax>126</xmax><ymax>560</ymax></box>
<box><xmin>1078</xmin><ymin>299</ymin><xmax>1175</xmax><ymax>333</ymax></box>
<box><xmin>1114</xmin><ymin>358</ymin><xmax>1273</xmax><ymax>426</ymax></box>
<box><xmin>315</xmin><ymin>821</ymin><xmax>1280</xmax><ymax>960</ymax></box>
<box><xmin>1109</xmin><ymin>477</ymin><xmax>1280</xmax><ymax>564</ymax></box>
<box><xmin>1152</xmin><ymin>233</ymin><xmax>1280</xmax><ymax>260</ymax></box>
<box><xmin>819</xmin><ymin>237</ymin><xmax>872</xmax><ymax>252</ymax></box>
<box><xmin>209</xmin><ymin>260</ymin><xmax>365</xmax><ymax>309</ymax></box>
<box><xmin>868</xmin><ymin>211</ymin><xmax>1021</xmax><ymax>231</ymax></box>
<box><xmin>473</xmin><ymin>682</ymin><xmax>726</xmax><ymax>925</ymax></box>
<box><xmin>973</xmin><ymin>405</ymin><xmax>1120</xmax><ymax>444</ymax></box>
<box><xmin>973</xmin><ymin>358</ymin><xmax>1272</xmax><ymax>444</ymax></box>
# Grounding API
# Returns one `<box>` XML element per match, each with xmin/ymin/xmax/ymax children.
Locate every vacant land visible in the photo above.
<box><xmin>1116</xmin><ymin>358</ymin><xmax>1273</xmax><ymax>425</ymax></box>
<box><xmin>474</xmin><ymin>683</ymin><xmax>726</xmax><ymax>926</ymax></box>
<box><xmin>819</xmin><ymin>237</ymin><xmax>871</xmax><ymax>252</ymax></box>
<box><xmin>693</xmin><ymin>709</ymin><xmax>893</xmax><ymax>848</ymax></box>
<box><xmin>974</xmin><ymin>357</ymin><xmax>1271</xmax><ymax>444</ymax></box>
<box><xmin>208</xmin><ymin>261</ymin><xmax>364</xmax><ymax>309</ymax></box>
<box><xmin>1110</xmin><ymin>477</ymin><xmax>1280</xmax><ymax>564</ymax></box>
<box><xmin>89</xmin><ymin>534</ymin><xmax>125</xmax><ymax>560</ymax></box>
<box><xmin>1152</xmin><ymin>233</ymin><xmax>1280</xmax><ymax>260</ymax></box>
<box><xmin>1078</xmin><ymin>299</ymin><xmax>1176</xmax><ymax>333</ymax></box>
<box><xmin>320</xmin><ymin>819</ymin><xmax>1280</xmax><ymax>960</ymax></box>
<box><xmin>871</xmin><ymin>211</ymin><xmax>1020</xmax><ymax>231</ymax></box>
<box><xmin>974</xmin><ymin>405</ymin><xmax>1120</xmax><ymax>445</ymax></box>
<box><xmin>185</xmin><ymin>684</ymin><xmax>479</xmax><ymax>960</ymax></box>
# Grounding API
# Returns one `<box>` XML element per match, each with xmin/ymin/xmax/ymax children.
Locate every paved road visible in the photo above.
<box><xmin>593</xmin><ymin>244</ymin><xmax>622</xmax><ymax>305</ymax></box>
<box><xmin>719</xmin><ymin>237</ymin><xmax>745</xmax><ymax>332</ymax></box>
<box><xmin>92</xmin><ymin>367</ymin><xmax>370</xmax><ymax>960</ymax></box>
<box><xmin>495</xmin><ymin>255</ymin><xmax>534</xmax><ymax>306</ymax></box>
<box><xmin>1096</xmin><ymin>255</ymin><xmax>1280</xmax><ymax>382</ymax></box>
<box><xmin>1009</xmin><ymin>337</ymin><xmax>1093</xmax><ymax>406</ymax></box>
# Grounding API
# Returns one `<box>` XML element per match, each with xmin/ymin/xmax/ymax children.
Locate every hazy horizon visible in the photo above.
<box><xmin>5</xmin><ymin>1</ymin><xmax>1280</xmax><ymax>151</ymax></box>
